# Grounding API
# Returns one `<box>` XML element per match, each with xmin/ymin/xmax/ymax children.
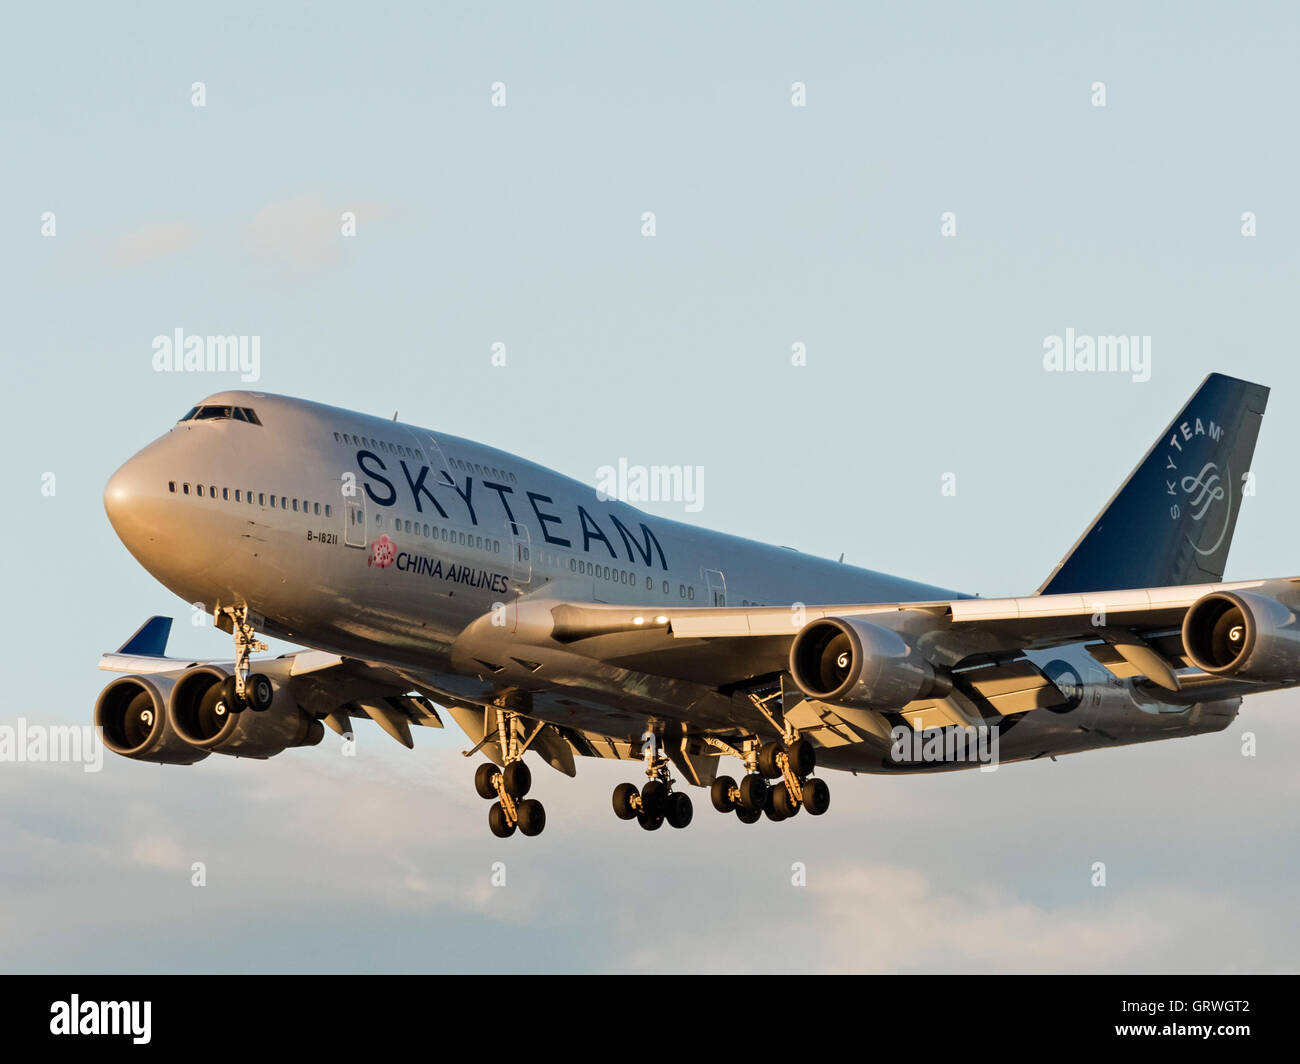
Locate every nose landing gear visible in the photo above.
<box><xmin>215</xmin><ymin>604</ymin><xmax>274</xmax><ymax>714</ymax></box>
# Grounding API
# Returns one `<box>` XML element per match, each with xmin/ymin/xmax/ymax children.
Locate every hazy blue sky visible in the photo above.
<box><xmin>3</xmin><ymin>2</ymin><xmax>1299</xmax><ymax>972</ymax></box>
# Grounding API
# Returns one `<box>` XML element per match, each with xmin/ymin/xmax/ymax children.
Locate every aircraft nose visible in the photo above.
<box><xmin>104</xmin><ymin>459</ymin><xmax>145</xmax><ymax>541</ymax></box>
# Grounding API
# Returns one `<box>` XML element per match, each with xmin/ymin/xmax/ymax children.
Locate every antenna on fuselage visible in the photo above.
<box><xmin>392</xmin><ymin>411</ymin><xmax>398</xmax><ymax>420</ymax></box>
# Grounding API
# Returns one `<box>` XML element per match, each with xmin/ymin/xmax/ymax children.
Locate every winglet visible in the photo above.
<box><xmin>116</xmin><ymin>616</ymin><xmax>173</xmax><ymax>657</ymax></box>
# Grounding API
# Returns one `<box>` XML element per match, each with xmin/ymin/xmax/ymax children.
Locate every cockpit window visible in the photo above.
<box><xmin>180</xmin><ymin>405</ymin><xmax>261</xmax><ymax>425</ymax></box>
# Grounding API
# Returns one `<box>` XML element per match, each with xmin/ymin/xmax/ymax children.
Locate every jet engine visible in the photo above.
<box><xmin>788</xmin><ymin>616</ymin><xmax>950</xmax><ymax>709</ymax></box>
<box><xmin>1181</xmin><ymin>589</ymin><xmax>1300</xmax><ymax>682</ymax></box>
<box><xmin>169</xmin><ymin>666</ymin><xmax>325</xmax><ymax>758</ymax></box>
<box><xmin>95</xmin><ymin>674</ymin><xmax>210</xmax><ymax>765</ymax></box>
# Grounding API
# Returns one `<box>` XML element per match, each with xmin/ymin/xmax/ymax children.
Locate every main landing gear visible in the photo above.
<box><xmin>473</xmin><ymin>707</ymin><xmax>547</xmax><ymax>839</ymax></box>
<box><xmin>712</xmin><ymin>738</ymin><xmax>830</xmax><ymax>824</ymax></box>
<box><xmin>214</xmin><ymin>604</ymin><xmax>274</xmax><ymax>715</ymax></box>
<box><xmin>611</xmin><ymin>740</ymin><xmax>693</xmax><ymax>831</ymax></box>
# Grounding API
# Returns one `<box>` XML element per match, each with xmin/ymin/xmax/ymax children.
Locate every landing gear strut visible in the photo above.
<box><xmin>215</xmin><ymin>604</ymin><xmax>274</xmax><ymax>713</ymax></box>
<box><xmin>473</xmin><ymin>707</ymin><xmax>546</xmax><ymax>838</ymax></box>
<box><xmin>755</xmin><ymin>737</ymin><xmax>829</xmax><ymax>822</ymax></box>
<box><xmin>612</xmin><ymin>736</ymin><xmax>693</xmax><ymax>830</ymax></box>
<box><xmin>704</xmin><ymin>730</ymin><xmax>830</xmax><ymax>825</ymax></box>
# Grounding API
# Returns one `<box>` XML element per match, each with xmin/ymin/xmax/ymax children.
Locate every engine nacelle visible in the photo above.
<box><xmin>1181</xmin><ymin>590</ymin><xmax>1300</xmax><ymax>682</ymax></box>
<box><xmin>789</xmin><ymin>617</ymin><xmax>949</xmax><ymax>709</ymax></box>
<box><xmin>169</xmin><ymin>666</ymin><xmax>325</xmax><ymax>758</ymax></box>
<box><xmin>95</xmin><ymin>675</ymin><xmax>210</xmax><ymax>765</ymax></box>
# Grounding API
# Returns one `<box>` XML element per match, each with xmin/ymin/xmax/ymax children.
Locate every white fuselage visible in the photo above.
<box><xmin>103</xmin><ymin>391</ymin><xmax>1241</xmax><ymax>773</ymax></box>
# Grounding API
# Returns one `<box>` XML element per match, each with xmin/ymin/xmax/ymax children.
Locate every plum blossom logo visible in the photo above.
<box><xmin>368</xmin><ymin>534</ymin><xmax>396</xmax><ymax>568</ymax></box>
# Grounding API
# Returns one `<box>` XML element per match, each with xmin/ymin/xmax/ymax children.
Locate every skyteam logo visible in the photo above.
<box><xmin>1164</xmin><ymin>416</ymin><xmax>1233</xmax><ymax>558</ymax></box>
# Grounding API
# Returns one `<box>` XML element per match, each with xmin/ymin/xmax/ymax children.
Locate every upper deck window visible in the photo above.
<box><xmin>180</xmin><ymin>405</ymin><xmax>262</xmax><ymax>425</ymax></box>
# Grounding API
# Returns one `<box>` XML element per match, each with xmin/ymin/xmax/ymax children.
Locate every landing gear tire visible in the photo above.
<box><xmin>502</xmin><ymin>760</ymin><xmax>531</xmax><ymax>799</ymax></box>
<box><xmin>785</xmin><ymin>738</ymin><xmax>815</xmax><ymax>776</ymax></box>
<box><xmin>772</xmin><ymin>781</ymin><xmax>800</xmax><ymax>818</ymax></box>
<box><xmin>666</xmin><ymin>791</ymin><xmax>693</xmax><ymax>829</ymax></box>
<box><xmin>803</xmin><ymin>777</ymin><xmax>831</xmax><ymax>816</ymax></box>
<box><xmin>474</xmin><ymin>763</ymin><xmax>500</xmax><ymax>800</ymax></box>
<box><xmin>710</xmin><ymin>775</ymin><xmax>737</xmax><ymax>813</ymax></box>
<box><xmin>517</xmin><ymin>798</ymin><xmax>546</xmax><ymax>837</ymax></box>
<box><xmin>488</xmin><ymin>802</ymin><xmax>516</xmax><ymax>838</ymax></box>
<box><xmin>246</xmin><ymin>673</ymin><xmax>274</xmax><ymax>712</ymax></box>
<box><xmin>637</xmin><ymin>811</ymin><xmax>664</xmax><ymax>831</ymax></box>
<box><xmin>218</xmin><ymin>676</ymin><xmax>244</xmax><ymax>715</ymax></box>
<box><xmin>735</xmin><ymin>806</ymin><xmax>762</xmax><ymax>825</ymax></box>
<box><xmin>640</xmin><ymin>779</ymin><xmax>668</xmax><ymax>818</ymax></box>
<box><xmin>612</xmin><ymin>782</ymin><xmax>640</xmax><ymax>821</ymax></box>
<box><xmin>739</xmin><ymin>773</ymin><xmax>769</xmax><ymax>812</ymax></box>
<box><xmin>757</xmin><ymin>741</ymin><xmax>784</xmax><ymax>779</ymax></box>
<box><xmin>763</xmin><ymin>787</ymin><xmax>787</xmax><ymax>823</ymax></box>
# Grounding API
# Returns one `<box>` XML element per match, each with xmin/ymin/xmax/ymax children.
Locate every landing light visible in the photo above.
<box><xmin>655</xmin><ymin>615</ymin><xmax>668</xmax><ymax>625</ymax></box>
<box><xmin>633</xmin><ymin>616</ymin><xmax>645</xmax><ymax>625</ymax></box>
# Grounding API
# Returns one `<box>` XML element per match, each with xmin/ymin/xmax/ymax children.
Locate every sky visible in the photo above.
<box><xmin>3</xmin><ymin>1</ymin><xmax>1300</xmax><ymax>972</ymax></box>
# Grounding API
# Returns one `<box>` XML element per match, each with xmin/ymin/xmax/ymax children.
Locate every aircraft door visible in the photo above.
<box><xmin>508</xmin><ymin>520</ymin><xmax>532</xmax><ymax>588</ymax></box>
<box><xmin>704</xmin><ymin>567</ymin><xmax>727</xmax><ymax>606</ymax></box>
<box><xmin>344</xmin><ymin>495</ymin><xmax>367</xmax><ymax>548</ymax></box>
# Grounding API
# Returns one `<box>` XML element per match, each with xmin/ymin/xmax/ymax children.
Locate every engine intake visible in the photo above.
<box><xmin>789</xmin><ymin>617</ymin><xmax>949</xmax><ymax>709</ymax></box>
<box><xmin>170</xmin><ymin>666</ymin><xmax>324</xmax><ymax>758</ymax></box>
<box><xmin>94</xmin><ymin>675</ymin><xmax>209</xmax><ymax>765</ymax></box>
<box><xmin>1182</xmin><ymin>590</ymin><xmax>1300</xmax><ymax>682</ymax></box>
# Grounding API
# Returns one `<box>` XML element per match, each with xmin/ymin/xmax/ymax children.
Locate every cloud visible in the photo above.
<box><xmin>246</xmin><ymin>195</ymin><xmax>387</xmax><ymax>269</ymax></box>
<box><xmin>111</xmin><ymin>221</ymin><xmax>198</xmax><ymax>267</ymax></box>
<box><xmin>2</xmin><ymin>694</ymin><xmax>1298</xmax><ymax>972</ymax></box>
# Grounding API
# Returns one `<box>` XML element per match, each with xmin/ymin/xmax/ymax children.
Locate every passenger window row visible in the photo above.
<box><xmin>567</xmin><ymin>557</ymin><xmax>686</xmax><ymax>597</ymax></box>
<box><xmin>372</xmin><ymin>512</ymin><xmax>502</xmax><ymax>554</ymax></box>
<box><xmin>447</xmin><ymin>455</ymin><xmax>518</xmax><ymax>484</ymax></box>
<box><xmin>331</xmin><ymin>428</ymin><xmax>520</xmax><ymax>487</ymax></box>
<box><xmin>168</xmin><ymin>481</ymin><xmax>331</xmax><ymax>518</ymax></box>
<box><xmin>333</xmin><ymin>431</ymin><xmax>422</xmax><ymax>463</ymax></box>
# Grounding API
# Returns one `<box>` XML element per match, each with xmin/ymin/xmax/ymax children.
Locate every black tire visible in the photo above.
<box><xmin>474</xmin><ymin>763</ymin><xmax>500</xmax><ymax>800</ymax></box>
<box><xmin>710</xmin><ymin>775</ymin><xmax>737</xmax><ymax>813</ymax></box>
<box><xmin>772</xmin><ymin>781</ymin><xmax>800</xmax><ymax>818</ymax></box>
<box><xmin>757</xmin><ymin>741</ymin><xmax>784</xmax><ymax>778</ymax></box>
<box><xmin>612</xmin><ymin>782</ymin><xmax>640</xmax><ymax>820</ymax></box>
<box><xmin>735</xmin><ymin>806</ymin><xmax>762</xmax><ymax>824</ymax></box>
<box><xmin>502</xmin><ymin>760</ymin><xmax>531</xmax><ymax>799</ymax></box>
<box><xmin>517</xmin><ymin>799</ymin><xmax>546</xmax><ymax>837</ymax></box>
<box><xmin>637</xmin><ymin>811</ymin><xmax>664</xmax><ymax>831</ymax></box>
<box><xmin>804</xmin><ymin>777</ymin><xmax>831</xmax><ymax>816</ymax></box>
<box><xmin>488</xmin><ymin>802</ymin><xmax>516</xmax><ymax>838</ymax></box>
<box><xmin>786</xmin><ymin>738</ymin><xmax>815</xmax><ymax>776</ymax></box>
<box><xmin>666</xmin><ymin>791</ymin><xmax>693</xmax><ymax>829</ymax></box>
<box><xmin>218</xmin><ymin>676</ymin><xmax>243</xmax><ymax>715</ymax></box>
<box><xmin>640</xmin><ymin>779</ymin><xmax>668</xmax><ymax>818</ymax></box>
<box><xmin>739</xmin><ymin>773</ymin><xmax>769</xmax><ymax>812</ymax></box>
<box><xmin>763</xmin><ymin>786</ymin><xmax>787</xmax><ymax>822</ymax></box>
<box><xmin>246</xmin><ymin>673</ymin><xmax>274</xmax><ymax>712</ymax></box>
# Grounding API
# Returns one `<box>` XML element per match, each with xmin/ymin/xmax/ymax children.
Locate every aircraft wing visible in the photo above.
<box><xmin>453</xmin><ymin>575</ymin><xmax>1300</xmax><ymax>720</ymax></box>
<box><xmin>98</xmin><ymin>617</ymin><xmax>444</xmax><ymax>749</ymax></box>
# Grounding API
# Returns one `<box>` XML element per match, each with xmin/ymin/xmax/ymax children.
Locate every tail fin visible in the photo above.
<box><xmin>1037</xmin><ymin>373</ymin><xmax>1269</xmax><ymax>595</ymax></box>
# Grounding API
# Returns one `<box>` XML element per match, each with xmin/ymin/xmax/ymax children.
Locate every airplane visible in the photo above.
<box><xmin>98</xmin><ymin>372</ymin><xmax>1287</xmax><ymax>838</ymax></box>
